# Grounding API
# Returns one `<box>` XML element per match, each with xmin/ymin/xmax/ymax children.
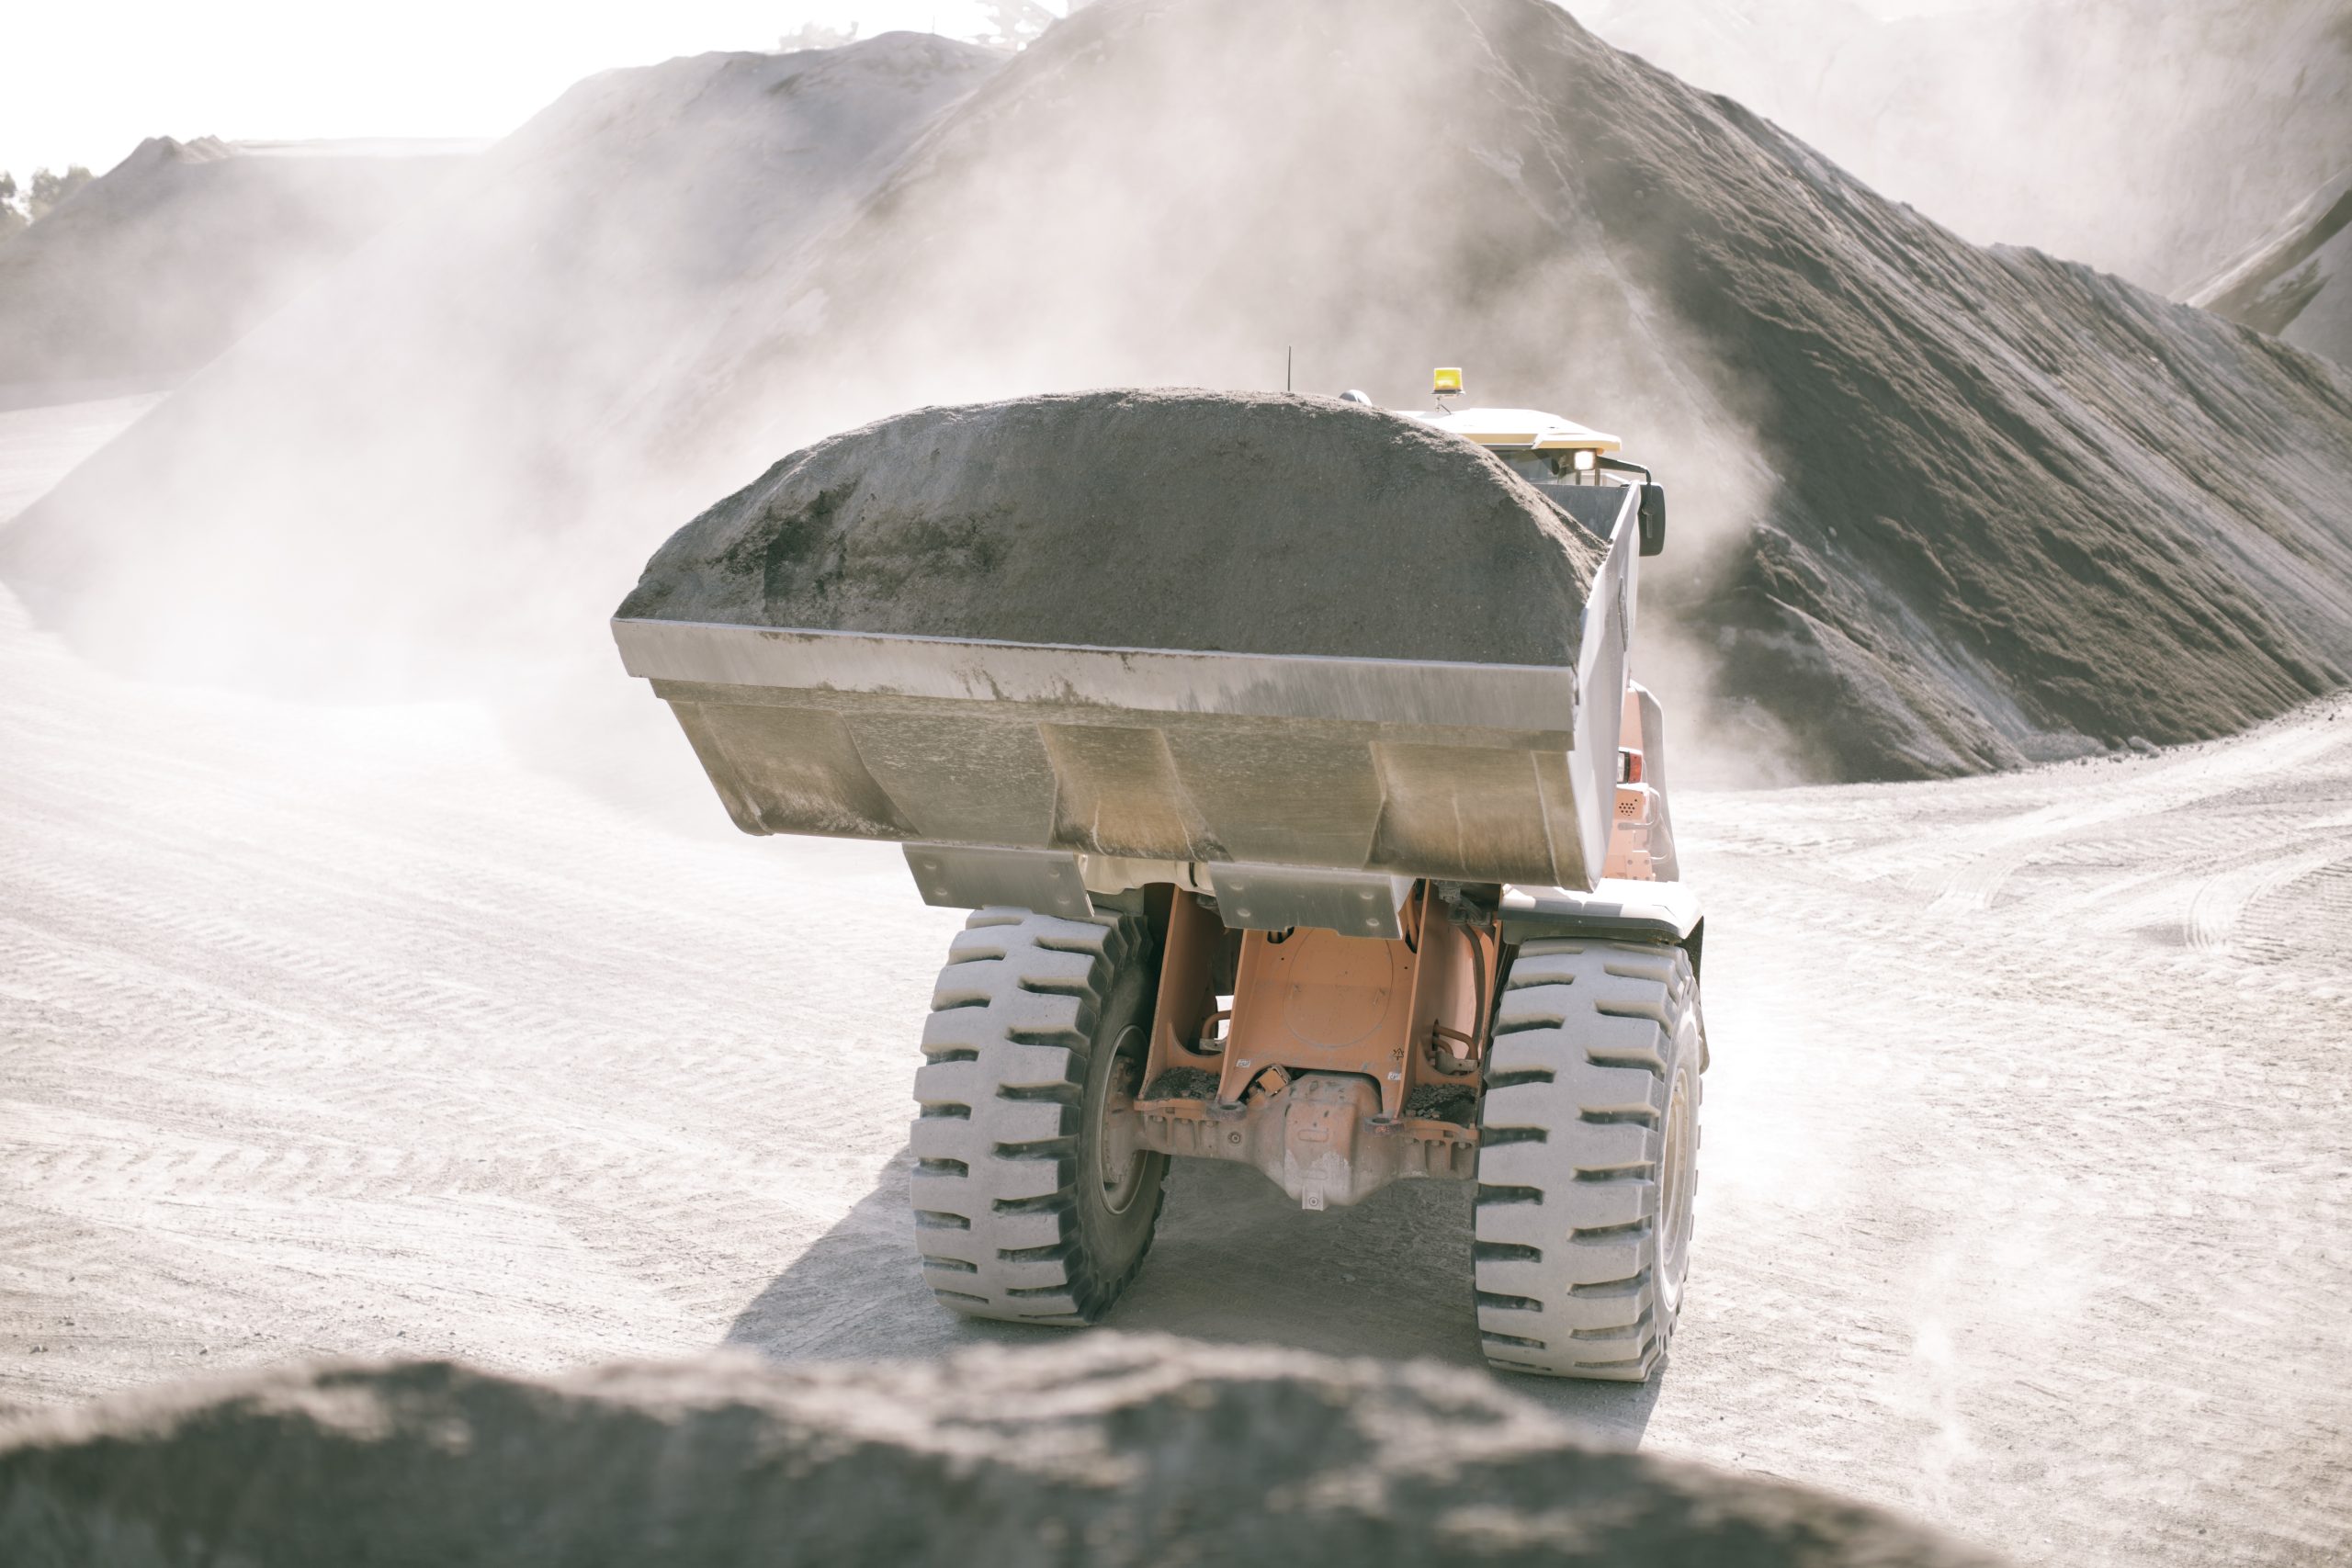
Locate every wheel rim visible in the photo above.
<box><xmin>1094</xmin><ymin>1023</ymin><xmax>1151</xmax><ymax>1214</ymax></box>
<box><xmin>1658</xmin><ymin>1066</ymin><xmax>1697</xmax><ymax>1308</ymax></box>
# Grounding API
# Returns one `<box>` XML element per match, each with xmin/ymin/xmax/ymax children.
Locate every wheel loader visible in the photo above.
<box><xmin>613</xmin><ymin>375</ymin><xmax>1706</xmax><ymax>1381</ymax></box>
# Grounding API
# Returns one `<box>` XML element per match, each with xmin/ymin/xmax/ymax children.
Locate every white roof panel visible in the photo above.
<box><xmin>1412</xmin><ymin>406</ymin><xmax>1622</xmax><ymax>452</ymax></box>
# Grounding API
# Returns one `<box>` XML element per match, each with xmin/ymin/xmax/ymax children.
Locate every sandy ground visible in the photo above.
<box><xmin>3</xmin><ymin>400</ymin><xmax>2348</xmax><ymax>1566</ymax></box>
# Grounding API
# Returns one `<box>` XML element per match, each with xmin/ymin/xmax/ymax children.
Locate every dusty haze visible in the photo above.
<box><xmin>0</xmin><ymin>137</ymin><xmax>470</xmax><ymax>393</ymax></box>
<box><xmin>1579</xmin><ymin>0</ymin><xmax>2352</xmax><ymax>301</ymax></box>
<box><xmin>2</xmin><ymin>0</ymin><xmax>2349</xmax><ymax>797</ymax></box>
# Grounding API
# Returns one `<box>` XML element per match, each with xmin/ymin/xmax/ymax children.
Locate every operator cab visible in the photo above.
<box><xmin>1403</xmin><ymin>368</ymin><xmax>1666</xmax><ymax>555</ymax></box>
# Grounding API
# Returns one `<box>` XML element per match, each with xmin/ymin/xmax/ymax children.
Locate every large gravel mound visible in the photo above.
<box><xmin>9</xmin><ymin>0</ymin><xmax>2352</xmax><ymax>782</ymax></box>
<box><xmin>0</xmin><ymin>34</ymin><xmax>1001</xmax><ymax>695</ymax></box>
<box><xmin>662</xmin><ymin>0</ymin><xmax>2352</xmax><ymax>778</ymax></box>
<box><xmin>0</xmin><ymin>1337</ymin><xmax>2008</xmax><ymax>1567</ymax></box>
<box><xmin>1577</xmin><ymin>0</ymin><xmax>2352</xmax><ymax>306</ymax></box>
<box><xmin>0</xmin><ymin>136</ymin><xmax>467</xmax><ymax>390</ymax></box>
<box><xmin>619</xmin><ymin>389</ymin><xmax>1604</xmax><ymax>664</ymax></box>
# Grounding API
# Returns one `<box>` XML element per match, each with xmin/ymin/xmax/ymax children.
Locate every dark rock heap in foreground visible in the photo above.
<box><xmin>0</xmin><ymin>1335</ymin><xmax>2007</xmax><ymax>1567</ymax></box>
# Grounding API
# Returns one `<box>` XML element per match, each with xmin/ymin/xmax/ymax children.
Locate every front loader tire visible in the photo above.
<box><xmin>909</xmin><ymin>906</ymin><xmax>1167</xmax><ymax>1324</ymax></box>
<box><xmin>1473</xmin><ymin>939</ymin><xmax>1704</xmax><ymax>1380</ymax></box>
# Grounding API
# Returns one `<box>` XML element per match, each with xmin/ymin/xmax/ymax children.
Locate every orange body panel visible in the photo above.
<box><xmin>1139</xmin><ymin>885</ymin><xmax>1498</xmax><ymax>1172</ymax></box>
<box><xmin>1219</xmin><ymin>889</ymin><xmax>1490</xmax><ymax>1121</ymax></box>
<box><xmin>1133</xmin><ymin>884</ymin><xmax>1496</xmax><ymax>1205</ymax></box>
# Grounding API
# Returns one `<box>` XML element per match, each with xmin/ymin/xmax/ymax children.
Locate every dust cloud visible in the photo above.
<box><xmin>1</xmin><ymin>3</ymin><xmax>1812</xmax><ymax>795</ymax></box>
<box><xmin>0</xmin><ymin>136</ymin><xmax>468</xmax><ymax>392</ymax></box>
<box><xmin>568</xmin><ymin>0</ymin><xmax>2352</xmax><ymax>784</ymax></box>
<box><xmin>3</xmin><ymin>0</ymin><xmax>2350</xmax><ymax>799</ymax></box>
<box><xmin>0</xmin><ymin>36</ymin><xmax>1004</xmax><ymax>821</ymax></box>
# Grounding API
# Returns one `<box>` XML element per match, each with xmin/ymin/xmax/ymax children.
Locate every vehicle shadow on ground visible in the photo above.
<box><xmin>724</xmin><ymin>1147</ymin><xmax>1667</xmax><ymax>1443</ymax></box>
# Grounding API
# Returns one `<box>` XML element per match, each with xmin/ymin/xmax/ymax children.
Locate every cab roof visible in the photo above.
<box><xmin>1413</xmin><ymin>406</ymin><xmax>1622</xmax><ymax>454</ymax></box>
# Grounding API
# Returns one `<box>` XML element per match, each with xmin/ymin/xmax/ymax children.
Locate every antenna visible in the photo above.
<box><xmin>1286</xmin><ymin>346</ymin><xmax>1293</xmax><ymax>393</ymax></box>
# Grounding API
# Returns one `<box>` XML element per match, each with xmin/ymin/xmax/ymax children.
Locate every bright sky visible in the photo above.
<box><xmin>1</xmin><ymin>0</ymin><xmax>1984</xmax><ymax>186</ymax></box>
<box><xmin>0</xmin><ymin>3</ymin><xmax>1019</xmax><ymax>182</ymax></box>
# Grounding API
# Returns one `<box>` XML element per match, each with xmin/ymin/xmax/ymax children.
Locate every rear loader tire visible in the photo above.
<box><xmin>908</xmin><ymin>906</ymin><xmax>1168</xmax><ymax>1324</ymax></box>
<box><xmin>1473</xmin><ymin>939</ymin><xmax>1704</xmax><ymax>1380</ymax></box>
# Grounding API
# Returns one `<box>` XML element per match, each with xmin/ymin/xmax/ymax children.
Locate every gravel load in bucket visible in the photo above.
<box><xmin>617</xmin><ymin>389</ymin><xmax>1606</xmax><ymax>667</ymax></box>
<box><xmin>0</xmin><ymin>1337</ymin><xmax>2012</xmax><ymax>1568</ymax></box>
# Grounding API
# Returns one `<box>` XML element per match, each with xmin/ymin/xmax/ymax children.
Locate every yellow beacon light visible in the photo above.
<box><xmin>1433</xmin><ymin>367</ymin><xmax>1464</xmax><ymax>399</ymax></box>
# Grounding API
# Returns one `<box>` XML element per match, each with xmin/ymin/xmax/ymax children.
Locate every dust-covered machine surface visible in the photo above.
<box><xmin>615</xmin><ymin>381</ymin><xmax>1709</xmax><ymax>1381</ymax></box>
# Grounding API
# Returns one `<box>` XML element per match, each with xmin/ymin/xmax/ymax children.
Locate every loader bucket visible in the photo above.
<box><xmin>614</xmin><ymin>389</ymin><xmax>1645</xmax><ymax>907</ymax></box>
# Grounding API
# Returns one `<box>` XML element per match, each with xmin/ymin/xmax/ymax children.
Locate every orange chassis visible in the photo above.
<box><xmin>1126</xmin><ymin>882</ymin><xmax>1501</xmax><ymax>1210</ymax></box>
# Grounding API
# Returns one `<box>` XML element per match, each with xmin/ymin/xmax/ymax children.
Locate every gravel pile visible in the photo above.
<box><xmin>0</xmin><ymin>136</ymin><xmax>465</xmax><ymax>389</ymax></box>
<box><xmin>619</xmin><ymin>389</ymin><xmax>1603</xmax><ymax>665</ymax></box>
<box><xmin>665</xmin><ymin>0</ymin><xmax>2352</xmax><ymax>777</ymax></box>
<box><xmin>11</xmin><ymin>0</ymin><xmax>2351</xmax><ymax>780</ymax></box>
<box><xmin>0</xmin><ymin>1336</ymin><xmax>2009</xmax><ymax>1567</ymax></box>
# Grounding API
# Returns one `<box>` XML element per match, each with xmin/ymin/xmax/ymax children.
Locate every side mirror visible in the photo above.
<box><xmin>1637</xmin><ymin>483</ymin><xmax>1668</xmax><ymax>557</ymax></box>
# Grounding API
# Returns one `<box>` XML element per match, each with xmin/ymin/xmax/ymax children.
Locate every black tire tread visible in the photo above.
<box><xmin>1473</xmin><ymin>938</ymin><xmax>1704</xmax><ymax>1380</ymax></box>
<box><xmin>909</xmin><ymin>905</ymin><xmax>1159</xmax><ymax>1324</ymax></box>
